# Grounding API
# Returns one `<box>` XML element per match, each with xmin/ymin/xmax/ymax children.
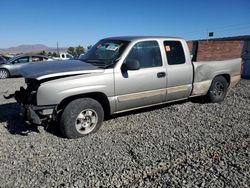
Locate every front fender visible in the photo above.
<box><xmin>37</xmin><ymin>85</ymin><xmax>109</xmax><ymax>105</ymax></box>
<box><xmin>36</xmin><ymin>72</ymin><xmax>114</xmax><ymax>106</ymax></box>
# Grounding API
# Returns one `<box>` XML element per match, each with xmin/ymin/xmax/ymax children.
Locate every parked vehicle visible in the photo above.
<box><xmin>53</xmin><ymin>53</ymin><xmax>73</xmax><ymax>60</ymax></box>
<box><xmin>2</xmin><ymin>55</ymin><xmax>13</xmax><ymax>61</ymax></box>
<box><xmin>5</xmin><ymin>36</ymin><xmax>241</xmax><ymax>138</ymax></box>
<box><xmin>0</xmin><ymin>55</ymin><xmax>7</xmax><ymax>64</ymax></box>
<box><xmin>0</xmin><ymin>54</ymin><xmax>49</xmax><ymax>79</ymax></box>
<box><xmin>78</xmin><ymin>53</ymin><xmax>85</xmax><ymax>59</ymax></box>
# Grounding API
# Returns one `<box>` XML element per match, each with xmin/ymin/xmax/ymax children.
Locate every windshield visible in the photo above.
<box><xmin>0</xmin><ymin>56</ymin><xmax>6</xmax><ymax>62</ymax></box>
<box><xmin>80</xmin><ymin>39</ymin><xmax>130</xmax><ymax>68</ymax></box>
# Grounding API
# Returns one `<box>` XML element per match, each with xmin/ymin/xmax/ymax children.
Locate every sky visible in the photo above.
<box><xmin>0</xmin><ymin>0</ymin><xmax>250</xmax><ymax>48</ymax></box>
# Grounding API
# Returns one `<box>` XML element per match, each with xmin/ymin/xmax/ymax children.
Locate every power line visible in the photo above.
<box><xmin>208</xmin><ymin>23</ymin><xmax>250</xmax><ymax>30</ymax></box>
<box><xmin>179</xmin><ymin>23</ymin><xmax>250</xmax><ymax>36</ymax></box>
<box><xmin>213</xmin><ymin>25</ymin><xmax>250</xmax><ymax>33</ymax></box>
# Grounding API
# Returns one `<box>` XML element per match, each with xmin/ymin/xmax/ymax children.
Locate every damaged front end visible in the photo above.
<box><xmin>4</xmin><ymin>78</ymin><xmax>56</xmax><ymax>125</ymax></box>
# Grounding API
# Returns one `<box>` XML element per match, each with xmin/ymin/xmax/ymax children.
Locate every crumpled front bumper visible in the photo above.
<box><xmin>4</xmin><ymin>86</ymin><xmax>56</xmax><ymax>125</ymax></box>
<box><xmin>20</xmin><ymin>105</ymin><xmax>56</xmax><ymax>125</ymax></box>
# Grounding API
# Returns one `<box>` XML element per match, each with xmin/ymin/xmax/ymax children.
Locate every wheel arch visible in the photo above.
<box><xmin>57</xmin><ymin>92</ymin><xmax>111</xmax><ymax>117</ymax></box>
<box><xmin>212</xmin><ymin>74</ymin><xmax>230</xmax><ymax>86</ymax></box>
<box><xmin>206</xmin><ymin>74</ymin><xmax>230</xmax><ymax>103</ymax></box>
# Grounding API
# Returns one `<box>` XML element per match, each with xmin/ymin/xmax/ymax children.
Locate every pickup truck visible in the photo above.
<box><xmin>5</xmin><ymin>36</ymin><xmax>241</xmax><ymax>138</ymax></box>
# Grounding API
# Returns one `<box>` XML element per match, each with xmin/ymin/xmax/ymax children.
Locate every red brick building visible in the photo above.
<box><xmin>187</xmin><ymin>35</ymin><xmax>250</xmax><ymax>61</ymax></box>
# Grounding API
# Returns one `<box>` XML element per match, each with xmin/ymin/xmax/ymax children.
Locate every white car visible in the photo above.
<box><xmin>53</xmin><ymin>53</ymin><xmax>73</xmax><ymax>60</ymax></box>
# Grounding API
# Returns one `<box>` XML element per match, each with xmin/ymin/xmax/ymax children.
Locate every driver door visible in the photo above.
<box><xmin>114</xmin><ymin>40</ymin><xmax>167</xmax><ymax>112</ymax></box>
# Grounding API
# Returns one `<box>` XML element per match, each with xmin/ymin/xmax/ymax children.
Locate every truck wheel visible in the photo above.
<box><xmin>0</xmin><ymin>69</ymin><xmax>10</xmax><ymax>79</ymax></box>
<box><xmin>60</xmin><ymin>98</ymin><xmax>104</xmax><ymax>138</ymax></box>
<box><xmin>207</xmin><ymin>76</ymin><xmax>229</xmax><ymax>103</ymax></box>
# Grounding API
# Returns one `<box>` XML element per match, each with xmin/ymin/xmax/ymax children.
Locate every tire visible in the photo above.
<box><xmin>60</xmin><ymin>98</ymin><xmax>104</xmax><ymax>138</ymax></box>
<box><xmin>0</xmin><ymin>69</ymin><xmax>10</xmax><ymax>79</ymax></box>
<box><xmin>207</xmin><ymin>76</ymin><xmax>229</xmax><ymax>103</ymax></box>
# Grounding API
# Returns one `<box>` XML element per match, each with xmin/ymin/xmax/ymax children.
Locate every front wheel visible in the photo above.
<box><xmin>0</xmin><ymin>69</ymin><xmax>10</xmax><ymax>79</ymax></box>
<box><xmin>207</xmin><ymin>76</ymin><xmax>229</xmax><ymax>103</ymax></box>
<box><xmin>60</xmin><ymin>98</ymin><xmax>104</xmax><ymax>138</ymax></box>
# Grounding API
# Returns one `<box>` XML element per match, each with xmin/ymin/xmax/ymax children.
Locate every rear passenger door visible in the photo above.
<box><xmin>163</xmin><ymin>40</ymin><xmax>193</xmax><ymax>101</ymax></box>
<box><xmin>114</xmin><ymin>40</ymin><xmax>167</xmax><ymax>112</ymax></box>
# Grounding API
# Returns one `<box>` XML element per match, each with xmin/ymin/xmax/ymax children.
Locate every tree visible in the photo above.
<box><xmin>47</xmin><ymin>52</ymin><xmax>52</xmax><ymax>57</ymax></box>
<box><xmin>67</xmin><ymin>46</ymin><xmax>86</xmax><ymax>56</ymax></box>
<box><xmin>52</xmin><ymin>52</ymin><xmax>58</xmax><ymax>57</ymax></box>
<box><xmin>39</xmin><ymin>50</ymin><xmax>47</xmax><ymax>56</ymax></box>
<box><xmin>67</xmin><ymin>47</ymin><xmax>76</xmax><ymax>56</ymax></box>
<box><xmin>75</xmin><ymin>45</ymin><xmax>85</xmax><ymax>56</ymax></box>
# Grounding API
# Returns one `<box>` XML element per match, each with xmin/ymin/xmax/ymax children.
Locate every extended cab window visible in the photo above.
<box><xmin>126</xmin><ymin>41</ymin><xmax>162</xmax><ymax>68</ymax></box>
<box><xmin>164</xmin><ymin>41</ymin><xmax>186</xmax><ymax>65</ymax></box>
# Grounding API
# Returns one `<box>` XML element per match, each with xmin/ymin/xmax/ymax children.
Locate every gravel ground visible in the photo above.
<box><xmin>0</xmin><ymin>78</ymin><xmax>249</xmax><ymax>187</ymax></box>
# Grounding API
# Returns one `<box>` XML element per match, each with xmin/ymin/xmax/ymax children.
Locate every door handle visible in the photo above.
<box><xmin>157</xmin><ymin>72</ymin><xmax>166</xmax><ymax>78</ymax></box>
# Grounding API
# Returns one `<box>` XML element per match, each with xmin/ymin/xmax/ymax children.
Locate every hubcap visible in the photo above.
<box><xmin>75</xmin><ymin>109</ymin><xmax>98</xmax><ymax>134</ymax></box>
<box><xmin>213</xmin><ymin>81</ymin><xmax>224</xmax><ymax>96</ymax></box>
<box><xmin>0</xmin><ymin>70</ymin><xmax>8</xmax><ymax>79</ymax></box>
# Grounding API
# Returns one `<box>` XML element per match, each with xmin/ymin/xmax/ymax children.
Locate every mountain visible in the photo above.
<box><xmin>0</xmin><ymin>44</ymin><xmax>67</xmax><ymax>54</ymax></box>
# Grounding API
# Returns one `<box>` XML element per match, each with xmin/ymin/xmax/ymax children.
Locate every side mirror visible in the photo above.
<box><xmin>122</xmin><ymin>59</ymin><xmax>140</xmax><ymax>71</ymax></box>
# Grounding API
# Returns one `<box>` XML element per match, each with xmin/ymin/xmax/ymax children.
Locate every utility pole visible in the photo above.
<box><xmin>206</xmin><ymin>29</ymin><xmax>208</xmax><ymax>42</ymax></box>
<box><xmin>56</xmin><ymin>41</ymin><xmax>59</xmax><ymax>55</ymax></box>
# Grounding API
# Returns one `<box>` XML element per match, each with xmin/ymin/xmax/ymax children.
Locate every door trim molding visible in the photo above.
<box><xmin>117</xmin><ymin>85</ymin><xmax>190</xmax><ymax>102</ymax></box>
<box><xmin>117</xmin><ymin>88</ymin><xmax>166</xmax><ymax>102</ymax></box>
<box><xmin>167</xmin><ymin>85</ymin><xmax>189</xmax><ymax>94</ymax></box>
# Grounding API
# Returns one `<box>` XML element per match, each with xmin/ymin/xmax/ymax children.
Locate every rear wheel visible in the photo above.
<box><xmin>60</xmin><ymin>98</ymin><xmax>104</xmax><ymax>138</ymax></box>
<box><xmin>0</xmin><ymin>69</ymin><xmax>9</xmax><ymax>79</ymax></box>
<box><xmin>207</xmin><ymin>76</ymin><xmax>229</xmax><ymax>103</ymax></box>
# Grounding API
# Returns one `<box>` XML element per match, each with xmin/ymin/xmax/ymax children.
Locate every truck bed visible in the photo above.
<box><xmin>191</xmin><ymin>58</ymin><xmax>241</xmax><ymax>96</ymax></box>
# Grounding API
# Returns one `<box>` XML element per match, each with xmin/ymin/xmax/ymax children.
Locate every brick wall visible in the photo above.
<box><xmin>187</xmin><ymin>40</ymin><xmax>244</xmax><ymax>61</ymax></box>
<box><xmin>187</xmin><ymin>41</ymin><xmax>193</xmax><ymax>53</ymax></box>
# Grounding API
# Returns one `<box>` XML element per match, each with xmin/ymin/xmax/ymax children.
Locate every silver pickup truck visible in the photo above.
<box><xmin>5</xmin><ymin>36</ymin><xmax>241</xmax><ymax>138</ymax></box>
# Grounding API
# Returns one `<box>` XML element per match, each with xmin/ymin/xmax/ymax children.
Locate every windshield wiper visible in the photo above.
<box><xmin>82</xmin><ymin>59</ymin><xmax>118</xmax><ymax>68</ymax></box>
<box><xmin>80</xmin><ymin>59</ymin><xmax>104</xmax><ymax>66</ymax></box>
<box><xmin>81</xmin><ymin>57</ymin><xmax>121</xmax><ymax>68</ymax></box>
<box><xmin>103</xmin><ymin>57</ymin><xmax>121</xmax><ymax>68</ymax></box>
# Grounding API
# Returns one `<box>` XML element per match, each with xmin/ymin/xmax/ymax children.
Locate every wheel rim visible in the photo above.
<box><xmin>75</xmin><ymin>109</ymin><xmax>98</xmax><ymax>135</ymax></box>
<box><xmin>0</xmin><ymin>70</ymin><xmax>8</xmax><ymax>79</ymax></box>
<box><xmin>213</xmin><ymin>81</ymin><xmax>224</xmax><ymax>96</ymax></box>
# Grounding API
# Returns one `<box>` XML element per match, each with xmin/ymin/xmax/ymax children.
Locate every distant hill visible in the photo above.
<box><xmin>0</xmin><ymin>44</ymin><xmax>67</xmax><ymax>54</ymax></box>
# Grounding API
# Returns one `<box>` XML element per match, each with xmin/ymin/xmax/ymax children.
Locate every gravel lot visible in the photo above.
<box><xmin>0</xmin><ymin>78</ymin><xmax>249</xmax><ymax>187</ymax></box>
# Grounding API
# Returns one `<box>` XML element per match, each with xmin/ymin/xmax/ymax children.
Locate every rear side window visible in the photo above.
<box><xmin>126</xmin><ymin>41</ymin><xmax>162</xmax><ymax>68</ymax></box>
<box><xmin>164</xmin><ymin>41</ymin><xmax>185</xmax><ymax>65</ymax></box>
<box><xmin>32</xmin><ymin>56</ymin><xmax>44</xmax><ymax>62</ymax></box>
<box><xmin>13</xmin><ymin>56</ymin><xmax>29</xmax><ymax>64</ymax></box>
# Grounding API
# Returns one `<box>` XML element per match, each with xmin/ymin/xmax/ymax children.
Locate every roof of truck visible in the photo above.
<box><xmin>103</xmin><ymin>36</ymin><xmax>184</xmax><ymax>41</ymax></box>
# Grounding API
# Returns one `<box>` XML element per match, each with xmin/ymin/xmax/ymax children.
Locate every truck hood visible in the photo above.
<box><xmin>20</xmin><ymin>60</ymin><xmax>104</xmax><ymax>81</ymax></box>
